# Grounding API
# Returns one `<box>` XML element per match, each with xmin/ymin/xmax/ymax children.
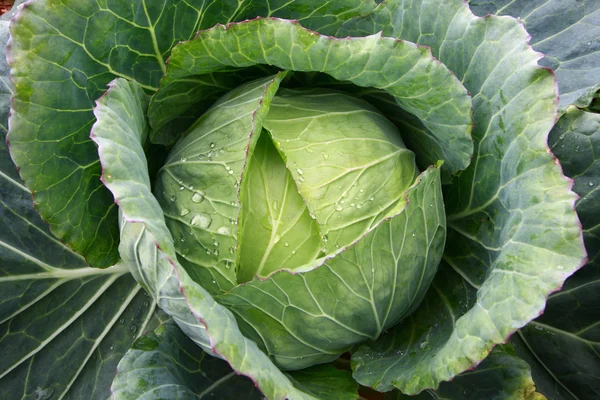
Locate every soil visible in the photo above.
<box><xmin>0</xmin><ymin>1</ymin><xmax>13</xmax><ymax>15</ymax></box>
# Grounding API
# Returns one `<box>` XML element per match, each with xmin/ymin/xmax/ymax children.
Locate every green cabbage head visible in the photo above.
<box><xmin>5</xmin><ymin>0</ymin><xmax>587</xmax><ymax>398</ymax></box>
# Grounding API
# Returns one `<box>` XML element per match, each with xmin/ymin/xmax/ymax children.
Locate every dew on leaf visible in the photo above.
<box><xmin>180</xmin><ymin>208</ymin><xmax>190</xmax><ymax>217</ymax></box>
<box><xmin>191</xmin><ymin>213</ymin><xmax>212</xmax><ymax>229</ymax></box>
<box><xmin>34</xmin><ymin>387</ymin><xmax>54</xmax><ymax>400</ymax></box>
<box><xmin>192</xmin><ymin>192</ymin><xmax>205</xmax><ymax>203</ymax></box>
<box><xmin>217</xmin><ymin>226</ymin><xmax>230</xmax><ymax>235</ymax></box>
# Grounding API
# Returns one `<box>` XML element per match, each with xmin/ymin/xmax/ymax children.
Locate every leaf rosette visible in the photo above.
<box><xmin>4</xmin><ymin>0</ymin><xmax>588</xmax><ymax>398</ymax></box>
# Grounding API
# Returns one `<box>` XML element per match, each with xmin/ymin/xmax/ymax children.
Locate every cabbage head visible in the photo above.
<box><xmin>2</xmin><ymin>0</ymin><xmax>593</xmax><ymax>399</ymax></box>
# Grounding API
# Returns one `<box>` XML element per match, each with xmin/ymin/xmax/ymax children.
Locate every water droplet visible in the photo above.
<box><xmin>180</xmin><ymin>208</ymin><xmax>190</xmax><ymax>217</ymax></box>
<box><xmin>179</xmin><ymin>186</ymin><xmax>185</xmax><ymax>191</ymax></box>
<box><xmin>212</xmin><ymin>280</ymin><xmax>216</xmax><ymax>284</ymax></box>
<box><xmin>109</xmin><ymin>345</ymin><xmax>114</xmax><ymax>350</ymax></box>
<box><xmin>356</xmin><ymin>204</ymin><xmax>362</xmax><ymax>209</ymax></box>
<box><xmin>296</xmin><ymin>168</ymin><xmax>303</xmax><ymax>175</ymax></box>
<box><xmin>322</xmin><ymin>235</ymin><xmax>328</xmax><ymax>243</ymax></box>
<box><xmin>181</xmin><ymin>157</ymin><xmax>187</xmax><ymax>163</ymax></box>
<box><xmin>306</xmin><ymin>147</ymin><xmax>314</xmax><ymax>153</ymax></box>
<box><xmin>213</xmin><ymin>249</ymin><xmax>219</xmax><ymax>256</ymax></box>
<box><xmin>420</xmin><ymin>341</ymin><xmax>428</xmax><ymax>349</ymax></box>
<box><xmin>291</xmin><ymin>250</ymin><xmax>297</xmax><ymax>255</ymax></box>
<box><xmin>272</xmin><ymin>200</ymin><xmax>279</xmax><ymax>211</ymax></box>
<box><xmin>369</xmin><ymin>197</ymin><xmax>374</xmax><ymax>201</ymax></box>
<box><xmin>34</xmin><ymin>387</ymin><xmax>54</xmax><ymax>400</ymax></box>
<box><xmin>335</xmin><ymin>204</ymin><xmax>343</xmax><ymax>211</ymax></box>
<box><xmin>119</xmin><ymin>318</ymin><xmax>125</xmax><ymax>324</ymax></box>
<box><xmin>210</xmin><ymin>142</ymin><xmax>215</xmax><ymax>148</ymax></box>
<box><xmin>143</xmin><ymin>301</ymin><xmax>149</xmax><ymax>307</ymax></box>
<box><xmin>359</xmin><ymin>189</ymin><xmax>364</xmax><ymax>193</ymax></box>
<box><xmin>322</xmin><ymin>153</ymin><xmax>329</xmax><ymax>160</ymax></box>
<box><xmin>350</xmin><ymin>203</ymin><xmax>355</xmax><ymax>207</ymax></box>
<box><xmin>105</xmin><ymin>174</ymin><xmax>112</xmax><ymax>180</ymax></box>
<box><xmin>587</xmin><ymin>41</ymin><xmax>592</xmax><ymax>46</ymax></box>
<box><xmin>130</xmin><ymin>325</ymin><xmax>137</xmax><ymax>333</ymax></box>
<box><xmin>557</xmin><ymin>265</ymin><xmax>564</xmax><ymax>270</ymax></box>
<box><xmin>229</xmin><ymin>246</ymin><xmax>235</xmax><ymax>254</ymax></box>
<box><xmin>191</xmin><ymin>213</ymin><xmax>212</xmax><ymax>229</ymax></box>
<box><xmin>213</xmin><ymin>240</ymin><xmax>219</xmax><ymax>247</ymax></box>
<box><xmin>217</xmin><ymin>226</ymin><xmax>230</xmax><ymax>235</ymax></box>
<box><xmin>589</xmin><ymin>182</ymin><xmax>594</xmax><ymax>187</ymax></box>
<box><xmin>284</xmin><ymin>242</ymin><xmax>290</xmax><ymax>247</ymax></box>
<box><xmin>225</xmin><ymin>260</ymin><xmax>233</xmax><ymax>269</ymax></box>
<box><xmin>412</xmin><ymin>231</ymin><xmax>416</xmax><ymax>237</ymax></box>
<box><xmin>192</xmin><ymin>192</ymin><xmax>205</xmax><ymax>203</ymax></box>
<box><xmin>170</xmin><ymin>195</ymin><xmax>176</xmax><ymax>202</ymax></box>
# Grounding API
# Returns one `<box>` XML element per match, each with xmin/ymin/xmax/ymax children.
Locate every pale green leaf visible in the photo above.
<box><xmin>237</xmin><ymin>130</ymin><xmax>322</xmax><ymax>282</ymax></box>
<box><xmin>263</xmin><ymin>89</ymin><xmax>418</xmax><ymax>254</ymax></box>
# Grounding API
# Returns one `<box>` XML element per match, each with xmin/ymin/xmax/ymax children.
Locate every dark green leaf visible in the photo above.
<box><xmin>0</xmin><ymin>35</ymin><xmax>164</xmax><ymax>398</ymax></box>
<box><xmin>112</xmin><ymin>322</ymin><xmax>264</xmax><ymax>400</ymax></box>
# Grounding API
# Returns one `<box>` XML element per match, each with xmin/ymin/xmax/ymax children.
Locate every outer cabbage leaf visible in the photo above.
<box><xmin>113</xmin><ymin>321</ymin><xmax>359</xmax><ymax>400</ymax></box>
<box><xmin>511</xmin><ymin>107</ymin><xmax>600</xmax><ymax>400</ymax></box>
<box><xmin>91</xmin><ymin>77</ymin><xmax>317</xmax><ymax>400</ymax></box>
<box><xmin>153</xmin><ymin>17</ymin><xmax>473</xmax><ymax>177</ymax></box>
<box><xmin>468</xmin><ymin>0</ymin><xmax>600</xmax><ymax>111</ymax></box>
<box><xmin>339</xmin><ymin>0</ymin><xmax>586</xmax><ymax>394</ymax></box>
<box><xmin>112</xmin><ymin>321</ymin><xmax>264</xmax><ymax>400</ymax></box>
<box><xmin>6</xmin><ymin>0</ymin><xmax>377</xmax><ymax>267</ymax></box>
<box><xmin>388</xmin><ymin>345</ymin><xmax>545</xmax><ymax>400</ymax></box>
<box><xmin>0</xmin><ymin>15</ymin><xmax>166</xmax><ymax>399</ymax></box>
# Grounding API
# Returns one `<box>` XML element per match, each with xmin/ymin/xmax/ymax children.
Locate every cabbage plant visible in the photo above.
<box><xmin>0</xmin><ymin>0</ymin><xmax>598</xmax><ymax>399</ymax></box>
